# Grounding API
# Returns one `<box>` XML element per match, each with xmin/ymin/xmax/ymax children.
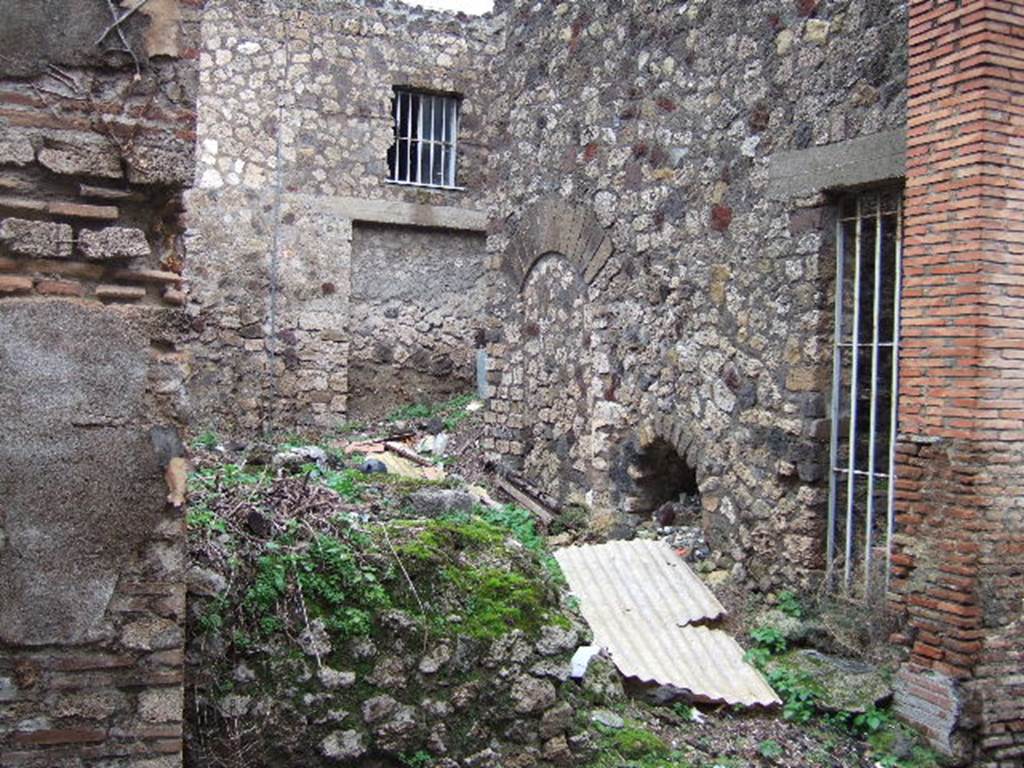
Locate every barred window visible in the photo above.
<box><xmin>826</xmin><ymin>188</ymin><xmax>903</xmax><ymax>599</ymax></box>
<box><xmin>387</xmin><ymin>89</ymin><xmax>460</xmax><ymax>189</ymax></box>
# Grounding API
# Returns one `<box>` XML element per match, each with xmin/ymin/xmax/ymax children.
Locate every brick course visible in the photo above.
<box><xmin>892</xmin><ymin>1</ymin><xmax>1024</xmax><ymax>763</ymax></box>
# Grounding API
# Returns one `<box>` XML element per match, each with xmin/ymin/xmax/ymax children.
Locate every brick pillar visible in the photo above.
<box><xmin>892</xmin><ymin>1</ymin><xmax>1024</xmax><ymax>764</ymax></box>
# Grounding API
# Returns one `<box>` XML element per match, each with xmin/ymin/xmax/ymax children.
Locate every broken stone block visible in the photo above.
<box><xmin>804</xmin><ymin>19</ymin><xmax>830</xmax><ymax>45</ymax></box>
<box><xmin>320</xmin><ymin>730</ymin><xmax>366</xmax><ymax>762</ymax></box>
<box><xmin>78</xmin><ymin>227</ymin><xmax>151</xmax><ymax>261</ymax></box>
<box><xmin>0</xmin><ymin>131</ymin><xmax>35</xmax><ymax>166</ymax></box>
<box><xmin>768</xmin><ymin>649</ymin><xmax>892</xmax><ymax>713</ymax></box>
<box><xmin>405</xmin><ymin>488</ymin><xmax>475</xmax><ymax>518</ymax></box>
<box><xmin>39</xmin><ymin>145</ymin><xmax>122</xmax><ymax>179</ymax></box>
<box><xmin>0</xmin><ymin>218</ymin><xmax>72</xmax><ymax>258</ymax></box>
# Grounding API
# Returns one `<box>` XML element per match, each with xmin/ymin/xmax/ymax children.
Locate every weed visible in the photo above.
<box><xmin>187</xmin><ymin>505</ymin><xmax>227</xmax><ymax>534</ymax></box>
<box><xmin>671</xmin><ymin>702</ymin><xmax>695</xmax><ymax>721</ymax></box>
<box><xmin>750</xmin><ymin>626</ymin><xmax>788</xmax><ymax>655</ymax></box>
<box><xmin>193</xmin><ymin>430</ymin><xmax>219</xmax><ymax>450</ymax></box>
<box><xmin>764</xmin><ymin>667</ymin><xmax>819</xmax><ymax>723</ymax></box>
<box><xmin>776</xmin><ymin>590</ymin><xmax>804</xmax><ymax>619</ymax></box>
<box><xmin>386</xmin><ymin>391</ymin><xmax>480</xmax><ymax>431</ymax></box>
<box><xmin>758</xmin><ymin>739</ymin><xmax>784</xmax><ymax>760</ymax></box>
<box><xmin>400</xmin><ymin>751</ymin><xmax>434</xmax><ymax>768</ymax></box>
<box><xmin>318</xmin><ymin>468</ymin><xmax>366</xmax><ymax>502</ymax></box>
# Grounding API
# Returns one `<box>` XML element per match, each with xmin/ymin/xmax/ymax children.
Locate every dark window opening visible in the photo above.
<box><xmin>626</xmin><ymin>438</ymin><xmax>700</xmax><ymax>526</ymax></box>
<box><xmin>387</xmin><ymin>89</ymin><xmax>460</xmax><ymax>189</ymax></box>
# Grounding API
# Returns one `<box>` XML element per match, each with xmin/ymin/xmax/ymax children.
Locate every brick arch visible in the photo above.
<box><xmin>501</xmin><ymin>197</ymin><xmax>614</xmax><ymax>290</ymax></box>
<box><xmin>637</xmin><ymin>412</ymin><xmax>705</xmax><ymax>470</ymax></box>
<box><xmin>616</xmin><ymin>412</ymin><xmax>708</xmax><ymax>517</ymax></box>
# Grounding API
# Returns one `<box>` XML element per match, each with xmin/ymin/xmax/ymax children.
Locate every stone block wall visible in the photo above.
<box><xmin>483</xmin><ymin>0</ymin><xmax>908</xmax><ymax>588</ymax></box>
<box><xmin>0</xmin><ymin>1</ymin><xmax>202</xmax><ymax>766</ymax></box>
<box><xmin>186</xmin><ymin>0</ymin><xmax>500</xmax><ymax>436</ymax></box>
<box><xmin>890</xmin><ymin>2</ymin><xmax>1024</xmax><ymax>763</ymax></box>
<box><xmin>349</xmin><ymin>222</ymin><xmax>487</xmax><ymax>419</ymax></box>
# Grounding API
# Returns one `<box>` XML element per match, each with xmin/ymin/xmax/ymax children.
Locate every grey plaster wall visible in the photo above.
<box><xmin>0</xmin><ymin>302</ymin><xmax>182</xmax><ymax>645</ymax></box>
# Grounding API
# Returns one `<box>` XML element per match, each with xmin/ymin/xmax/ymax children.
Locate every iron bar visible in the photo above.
<box><xmin>864</xmin><ymin>195</ymin><xmax>885</xmax><ymax>597</ymax></box>
<box><xmin>843</xmin><ymin>196</ymin><xmax>865</xmax><ymax>593</ymax></box>
<box><xmin>885</xmin><ymin>198</ymin><xmax>904</xmax><ymax>593</ymax></box>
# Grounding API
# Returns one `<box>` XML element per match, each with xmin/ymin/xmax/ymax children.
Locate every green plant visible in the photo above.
<box><xmin>750</xmin><ymin>626</ymin><xmax>788</xmax><ymax>655</ymax></box>
<box><xmin>242</xmin><ymin>532</ymin><xmax>392</xmax><ymax>641</ymax></box>
<box><xmin>386</xmin><ymin>391</ymin><xmax>479</xmax><ymax>430</ymax></box>
<box><xmin>671</xmin><ymin>702</ymin><xmax>695</xmax><ymax>721</ymax></box>
<box><xmin>852</xmin><ymin>705</ymin><xmax>892</xmax><ymax>735</ymax></box>
<box><xmin>400</xmin><ymin>751</ymin><xmax>434</xmax><ymax>768</ymax></box>
<box><xmin>776</xmin><ymin>590</ymin><xmax>804</xmax><ymax>619</ymax></box>
<box><xmin>604</xmin><ymin>726</ymin><xmax>670</xmax><ymax>761</ymax></box>
<box><xmin>320</xmin><ymin>468</ymin><xmax>366</xmax><ymax>502</ymax></box>
<box><xmin>745</xmin><ymin>625</ymin><xmax>788</xmax><ymax>666</ymax></box>
<box><xmin>765</xmin><ymin>667</ymin><xmax>818</xmax><ymax>723</ymax></box>
<box><xmin>193</xmin><ymin>430</ymin><xmax>219</xmax><ymax>450</ymax></box>
<box><xmin>758</xmin><ymin>739</ymin><xmax>784</xmax><ymax>760</ymax></box>
<box><xmin>187</xmin><ymin>505</ymin><xmax>227</xmax><ymax>534</ymax></box>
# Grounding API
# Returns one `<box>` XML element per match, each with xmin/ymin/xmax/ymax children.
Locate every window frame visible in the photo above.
<box><xmin>387</xmin><ymin>88</ymin><xmax>463</xmax><ymax>191</ymax></box>
<box><xmin>825</xmin><ymin>187</ymin><xmax>904</xmax><ymax>599</ymax></box>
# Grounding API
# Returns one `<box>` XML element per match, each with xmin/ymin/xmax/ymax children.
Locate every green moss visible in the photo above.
<box><xmin>390</xmin><ymin>517</ymin><xmax>506</xmax><ymax>562</ymax></box>
<box><xmin>444</xmin><ymin>567</ymin><xmax>548</xmax><ymax>639</ymax></box>
<box><xmin>588</xmin><ymin>722</ymin><xmax>687</xmax><ymax>768</ymax></box>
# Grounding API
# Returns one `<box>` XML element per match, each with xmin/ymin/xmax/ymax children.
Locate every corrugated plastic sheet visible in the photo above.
<box><xmin>555</xmin><ymin>539</ymin><xmax>780</xmax><ymax>707</ymax></box>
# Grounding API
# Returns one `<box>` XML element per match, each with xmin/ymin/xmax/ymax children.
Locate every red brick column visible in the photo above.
<box><xmin>892</xmin><ymin>1</ymin><xmax>1024</xmax><ymax>763</ymax></box>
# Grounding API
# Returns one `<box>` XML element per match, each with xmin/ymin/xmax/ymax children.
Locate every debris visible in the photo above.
<box><xmin>365</xmin><ymin>452</ymin><xmax>445</xmax><ymax>481</ymax></box>
<box><xmin>360</xmin><ymin>458</ymin><xmax>388</xmax><ymax>475</ymax></box>
<box><xmin>590</xmin><ymin>709</ymin><xmax>625</xmax><ymax>729</ymax></box>
<box><xmin>570</xmin><ymin>645</ymin><xmax>602</xmax><ymax>679</ymax></box>
<box><xmin>384</xmin><ymin>440</ymin><xmax>434</xmax><ymax>467</ymax></box>
<box><xmin>555</xmin><ymin>540</ymin><xmax>779</xmax><ymax>707</ymax></box>
<box><xmin>164</xmin><ymin>457</ymin><xmax>189</xmax><ymax>507</ymax></box>
<box><xmin>405</xmin><ymin>488</ymin><xmax>475</xmax><ymax>517</ymax></box>
<box><xmin>274</xmin><ymin>445</ymin><xmax>328</xmax><ymax>472</ymax></box>
<box><xmin>495</xmin><ymin>476</ymin><xmax>554</xmax><ymax>529</ymax></box>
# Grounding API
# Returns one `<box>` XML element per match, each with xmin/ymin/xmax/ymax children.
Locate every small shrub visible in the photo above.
<box><xmin>765</xmin><ymin>667</ymin><xmax>818</xmax><ymax>723</ymax></box>
<box><xmin>758</xmin><ymin>739</ymin><xmax>784</xmax><ymax>760</ymax></box>
<box><xmin>776</xmin><ymin>589</ymin><xmax>804</xmax><ymax>619</ymax></box>
<box><xmin>400</xmin><ymin>751</ymin><xmax>434</xmax><ymax>768</ymax></box>
<box><xmin>750</xmin><ymin>625</ymin><xmax>788</xmax><ymax>655</ymax></box>
<box><xmin>187</xmin><ymin>505</ymin><xmax>227</xmax><ymax>534</ymax></box>
<box><xmin>193</xmin><ymin>430</ymin><xmax>219</xmax><ymax>450</ymax></box>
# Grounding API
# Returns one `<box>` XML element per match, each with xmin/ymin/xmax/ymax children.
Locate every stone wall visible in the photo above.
<box><xmin>349</xmin><ymin>222</ymin><xmax>487</xmax><ymax>419</ymax></box>
<box><xmin>482</xmin><ymin>0</ymin><xmax>908</xmax><ymax>588</ymax></box>
<box><xmin>0</xmin><ymin>1</ymin><xmax>202</xmax><ymax>765</ymax></box>
<box><xmin>186</xmin><ymin>0</ymin><xmax>500</xmax><ymax>435</ymax></box>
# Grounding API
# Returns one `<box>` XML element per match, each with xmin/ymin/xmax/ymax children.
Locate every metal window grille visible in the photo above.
<box><xmin>387</xmin><ymin>89</ymin><xmax>460</xmax><ymax>189</ymax></box>
<box><xmin>826</xmin><ymin>189</ymin><xmax>903</xmax><ymax>600</ymax></box>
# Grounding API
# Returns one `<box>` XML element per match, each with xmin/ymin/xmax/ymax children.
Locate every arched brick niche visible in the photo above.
<box><xmin>498</xmin><ymin>197</ymin><xmax>614</xmax><ymax>291</ymax></box>
<box><xmin>484</xmin><ymin>199</ymin><xmax>614</xmax><ymax>507</ymax></box>
<box><xmin>614</xmin><ymin>414</ymin><xmax>707</xmax><ymax>525</ymax></box>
